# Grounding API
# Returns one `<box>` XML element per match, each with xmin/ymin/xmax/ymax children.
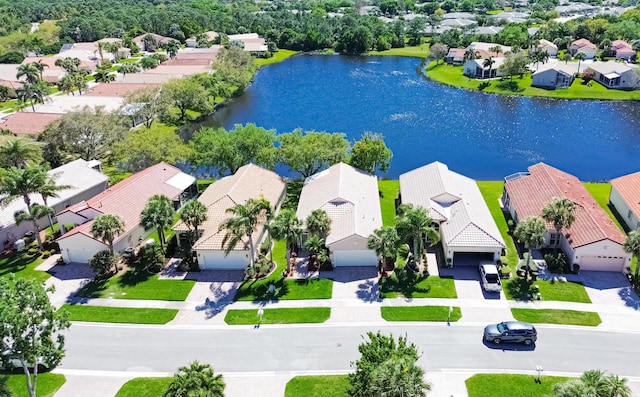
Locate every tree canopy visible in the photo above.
<box><xmin>278</xmin><ymin>129</ymin><xmax>350</xmax><ymax>178</ymax></box>
<box><xmin>349</xmin><ymin>132</ymin><xmax>392</xmax><ymax>175</ymax></box>
<box><xmin>113</xmin><ymin>124</ymin><xmax>190</xmax><ymax>172</ymax></box>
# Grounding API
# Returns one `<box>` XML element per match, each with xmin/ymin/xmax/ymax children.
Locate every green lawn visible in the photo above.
<box><xmin>583</xmin><ymin>183</ymin><xmax>626</xmax><ymax>232</ymax></box>
<box><xmin>102</xmin><ymin>165</ymin><xmax>132</xmax><ymax>185</ymax></box>
<box><xmin>284</xmin><ymin>375</ymin><xmax>350</xmax><ymax>397</ymax></box>
<box><xmin>2</xmin><ymin>373</ymin><xmax>66</xmax><ymax>397</ymax></box>
<box><xmin>255</xmin><ymin>49</ymin><xmax>297</xmax><ymax>67</ymax></box>
<box><xmin>234</xmin><ymin>241</ymin><xmax>333</xmax><ymax>301</ymax></box>
<box><xmin>378</xmin><ymin>180</ymin><xmax>399</xmax><ymax>227</ymax></box>
<box><xmin>427</xmin><ymin>63</ymin><xmax>640</xmax><ymax>100</ymax></box>
<box><xmin>0</xmin><ymin>99</ymin><xmax>19</xmax><ymax>111</ymax></box>
<box><xmin>381</xmin><ymin>306</ymin><xmax>462</xmax><ymax>322</ymax></box>
<box><xmin>115</xmin><ymin>377</ymin><xmax>171</xmax><ymax>397</ymax></box>
<box><xmin>504</xmin><ymin>278</ymin><xmax>591</xmax><ymax>303</ymax></box>
<box><xmin>118</xmin><ymin>58</ymin><xmax>141</xmax><ymax>64</ymax></box>
<box><xmin>224</xmin><ymin>307</ymin><xmax>330</xmax><ymax>325</ymax></box>
<box><xmin>476</xmin><ymin>181</ymin><xmax>518</xmax><ymax>269</ymax></box>
<box><xmin>466</xmin><ymin>374</ymin><xmax>571</xmax><ymax>397</ymax></box>
<box><xmin>370</xmin><ymin>43</ymin><xmax>430</xmax><ymax>58</ymax></box>
<box><xmin>0</xmin><ymin>251</ymin><xmax>47</xmax><ymax>282</ymax></box>
<box><xmin>511</xmin><ymin>308</ymin><xmax>602</xmax><ymax>326</ymax></box>
<box><xmin>379</xmin><ymin>270</ymin><xmax>457</xmax><ymax>299</ymax></box>
<box><xmin>75</xmin><ymin>269</ymin><xmax>194</xmax><ymax>301</ymax></box>
<box><xmin>61</xmin><ymin>304</ymin><xmax>178</xmax><ymax>324</ymax></box>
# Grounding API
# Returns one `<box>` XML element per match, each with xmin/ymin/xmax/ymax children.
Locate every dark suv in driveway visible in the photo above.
<box><xmin>484</xmin><ymin>321</ymin><xmax>537</xmax><ymax>345</ymax></box>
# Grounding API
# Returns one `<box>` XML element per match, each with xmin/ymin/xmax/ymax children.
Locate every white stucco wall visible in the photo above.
<box><xmin>59</xmin><ymin>233</ymin><xmax>108</xmax><ymax>264</ymax></box>
<box><xmin>609</xmin><ymin>186</ymin><xmax>637</xmax><ymax>231</ymax></box>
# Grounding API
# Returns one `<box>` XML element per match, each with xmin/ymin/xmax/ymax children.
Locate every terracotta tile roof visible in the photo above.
<box><xmin>0</xmin><ymin>112</ymin><xmax>62</xmax><ymax>136</ymax></box>
<box><xmin>505</xmin><ymin>163</ymin><xmax>626</xmax><ymax>248</ymax></box>
<box><xmin>570</xmin><ymin>38</ymin><xmax>596</xmax><ymax>50</ymax></box>
<box><xmin>611</xmin><ymin>40</ymin><xmax>632</xmax><ymax>50</ymax></box>
<box><xmin>86</xmin><ymin>83</ymin><xmax>159</xmax><ymax>97</ymax></box>
<box><xmin>164</xmin><ymin>58</ymin><xmax>213</xmax><ymax>66</ymax></box>
<box><xmin>58</xmin><ymin>162</ymin><xmax>195</xmax><ymax>244</ymax></box>
<box><xmin>0</xmin><ymin>79</ymin><xmax>22</xmax><ymax>90</ymax></box>
<box><xmin>144</xmin><ymin>64</ymin><xmax>211</xmax><ymax>75</ymax></box>
<box><xmin>611</xmin><ymin>171</ymin><xmax>640</xmax><ymax>222</ymax></box>
<box><xmin>174</xmin><ymin>164</ymin><xmax>286</xmax><ymax>251</ymax></box>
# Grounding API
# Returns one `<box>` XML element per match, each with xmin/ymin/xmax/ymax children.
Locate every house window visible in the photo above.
<box><xmin>628</xmin><ymin>210</ymin><xmax>633</xmax><ymax>219</ymax></box>
<box><xmin>637</xmin><ymin>221</ymin><xmax>640</xmax><ymax>230</ymax></box>
<box><xmin>549</xmin><ymin>233</ymin><xmax>558</xmax><ymax>246</ymax></box>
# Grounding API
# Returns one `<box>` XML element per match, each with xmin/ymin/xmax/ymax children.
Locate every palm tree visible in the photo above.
<box><xmin>463</xmin><ymin>49</ymin><xmax>479</xmax><ymax>61</ymax></box>
<box><xmin>370</xmin><ymin>357</ymin><xmax>431</xmax><ymax>397</ymax></box>
<box><xmin>96</xmin><ymin>41</ymin><xmax>108</xmax><ymax>63</ymax></box>
<box><xmin>541</xmin><ymin>198</ymin><xmax>576</xmax><ymax>252</ymax></box>
<box><xmin>563</xmin><ymin>53</ymin><xmax>572</xmax><ymax>64</ymax></box>
<box><xmin>163</xmin><ymin>361</ymin><xmax>225</xmax><ymax>397</ymax></box>
<box><xmin>219</xmin><ymin>198</ymin><xmax>271</xmax><ymax>270</ymax></box>
<box><xmin>482</xmin><ymin>56</ymin><xmax>495</xmax><ymax>79</ymax></box>
<box><xmin>489</xmin><ymin>45</ymin><xmax>503</xmax><ymax>57</ymax></box>
<box><xmin>367</xmin><ymin>226</ymin><xmax>401</xmax><ymax>271</ymax></box>
<box><xmin>118</xmin><ymin>63</ymin><xmax>141</xmax><ymax>76</ymax></box>
<box><xmin>55</xmin><ymin>57</ymin><xmax>81</xmax><ymax>73</ymax></box>
<box><xmin>0</xmin><ymin>165</ymin><xmax>49</xmax><ymax>208</ymax></box>
<box><xmin>0</xmin><ymin>86</ymin><xmax>9</xmax><ymax>102</ymax></box>
<box><xmin>167</xmin><ymin>40</ymin><xmax>180</xmax><ymax>58</ymax></box>
<box><xmin>305</xmin><ymin>209</ymin><xmax>331</xmax><ymax>238</ymax></box>
<box><xmin>179</xmin><ymin>199</ymin><xmax>207</xmax><ymax>246</ymax></box>
<box><xmin>395</xmin><ymin>204</ymin><xmax>439</xmax><ymax>268</ymax></box>
<box><xmin>553</xmin><ymin>370</ymin><xmax>631</xmax><ymax>397</ymax></box>
<box><xmin>604</xmin><ymin>374</ymin><xmax>632</xmax><ymax>397</ymax></box>
<box><xmin>14</xmin><ymin>204</ymin><xmax>54</xmax><ymax>250</ymax></box>
<box><xmin>513</xmin><ymin>217</ymin><xmax>546</xmax><ymax>278</ymax></box>
<box><xmin>141</xmin><ymin>195</ymin><xmax>176</xmax><ymax>250</ymax></box>
<box><xmin>575</xmin><ymin>52</ymin><xmax>586</xmax><ymax>75</ymax></box>
<box><xmin>623</xmin><ymin>230</ymin><xmax>640</xmax><ymax>279</ymax></box>
<box><xmin>0</xmin><ymin>138</ymin><xmax>42</xmax><ymax>168</ymax></box>
<box><xmin>94</xmin><ymin>67</ymin><xmax>115</xmax><ymax>83</ymax></box>
<box><xmin>16</xmin><ymin>63</ymin><xmax>40</xmax><ymax>84</ymax></box>
<box><xmin>107</xmin><ymin>41</ymin><xmax>122</xmax><ymax>63</ymax></box>
<box><xmin>32</xmin><ymin>60</ymin><xmax>48</xmax><ymax>81</ymax></box>
<box><xmin>91</xmin><ymin>214</ymin><xmax>125</xmax><ymax>258</ymax></box>
<box><xmin>37</xmin><ymin>171</ymin><xmax>71</xmax><ymax>232</ymax></box>
<box><xmin>268</xmin><ymin>208</ymin><xmax>303</xmax><ymax>273</ymax></box>
<box><xmin>16</xmin><ymin>83</ymin><xmax>38</xmax><ymax>112</ymax></box>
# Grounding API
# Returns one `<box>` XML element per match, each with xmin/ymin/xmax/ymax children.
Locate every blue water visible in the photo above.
<box><xmin>212</xmin><ymin>54</ymin><xmax>640</xmax><ymax>181</ymax></box>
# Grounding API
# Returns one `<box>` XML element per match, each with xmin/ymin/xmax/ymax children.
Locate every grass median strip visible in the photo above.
<box><xmin>61</xmin><ymin>305</ymin><xmax>179</xmax><ymax>324</ymax></box>
<box><xmin>284</xmin><ymin>375</ymin><xmax>350</xmax><ymax>397</ymax></box>
<box><xmin>466</xmin><ymin>374</ymin><xmax>571</xmax><ymax>397</ymax></box>
<box><xmin>115</xmin><ymin>377</ymin><xmax>171</xmax><ymax>397</ymax></box>
<box><xmin>224</xmin><ymin>307</ymin><xmax>330</xmax><ymax>325</ymax></box>
<box><xmin>511</xmin><ymin>308</ymin><xmax>602</xmax><ymax>326</ymax></box>
<box><xmin>381</xmin><ymin>306</ymin><xmax>462</xmax><ymax>322</ymax></box>
<box><xmin>2</xmin><ymin>373</ymin><xmax>66</xmax><ymax>397</ymax></box>
<box><xmin>379</xmin><ymin>274</ymin><xmax>457</xmax><ymax>299</ymax></box>
<box><xmin>75</xmin><ymin>272</ymin><xmax>194</xmax><ymax>301</ymax></box>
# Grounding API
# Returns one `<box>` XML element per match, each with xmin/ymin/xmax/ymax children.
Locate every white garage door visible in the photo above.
<box><xmin>579</xmin><ymin>256</ymin><xmax>625</xmax><ymax>272</ymax></box>
<box><xmin>333</xmin><ymin>250</ymin><xmax>377</xmax><ymax>267</ymax></box>
<box><xmin>199</xmin><ymin>251</ymin><xmax>247</xmax><ymax>270</ymax></box>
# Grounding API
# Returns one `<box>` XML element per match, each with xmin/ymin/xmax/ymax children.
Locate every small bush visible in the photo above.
<box><xmin>41</xmin><ymin>250</ymin><xmax>51</xmax><ymax>259</ymax></box>
<box><xmin>260</xmin><ymin>236</ymin><xmax>271</xmax><ymax>255</ymax></box>
<box><xmin>28</xmin><ymin>247</ymin><xmax>38</xmax><ymax>255</ymax></box>
<box><xmin>496</xmin><ymin>80</ymin><xmax>523</xmax><ymax>92</ymax></box>
<box><xmin>397</xmin><ymin>244</ymin><xmax>410</xmax><ymax>258</ymax></box>
<box><xmin>545</xmin><ymin>251</ymin><xmax>569</xmax><ymax>274</ymax></box>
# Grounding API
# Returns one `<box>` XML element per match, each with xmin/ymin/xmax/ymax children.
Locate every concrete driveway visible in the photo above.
<box><xmin>321</xmin><ymin>266</ymin><xmax>382</xmax><ymax>322</ymax></box>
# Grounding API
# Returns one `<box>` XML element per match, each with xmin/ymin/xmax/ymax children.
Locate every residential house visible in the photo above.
<box><xmin>30</xmin><ymin>95</ymin><xmax>124</xmax><ymax>114</ymax></box>
<box><xmin>0</xmin><ymin>159</ymin><xmax>108</xmax><ymax>251</ymax></box>
<box><xmin>468</xmin><ymin>42</ymin><xmax>512</xmax><ymax>55</ymax></box>
<box><xmin>556</xmin><ymin>3</ymin><xmax>598</xmax><ymax>16</ymax></box>
<box><xmin>463</xmin><ymin>57</ymin><xmax>506</xmax><ymax>79</ymax></box>
<box><xmin>0</xmin><ymin>64</ymin><xmax>23</xmax><ymax>97</ymax></box>
<box><xmin>502</xmin><ymin>163</ymin><xmax>630</xmax><ymax>272</ymax></box>
<box><xmin>57</xmin><ymin>162</ymin><xmax>196</xmax><ymax>264</ymax></box>
<box><xmin>296</xmin><ymin>163</ymin><xmax>383</xmax><ymax>267</ymax></box>
<box><xmin>609</xmin><ymin>171</ymin><xmax>640</xmax><ymax>231</ymax></box>
<box><xmin>185</xmin><ymin>31</ymin><xmax>219</xmax><ymax>48</ymax></box>
<box><xmin>441</xmin><ymin>19</ymin><xmax>477</xmax><ymax>27</ymax></box>
<box><xmin>445</xmin><ymin>48</ymin><xmax>466</xmax><ymax>65</ymax></box>
<box><xmin>531</xmin><ymin>62</ymin><xmax>578</xmax><ymax>88</ymax></box>
<box><xmin>472</xmin><ymin>26</ymin><xmax>503</xmax><ymax>35</ymax></box>
<box><xmin>21</xmin><ymin>57</ymin><xmax>96</xmax><ymax>83</ymax></box>
<box><xmin>536</xmin><ymin>39</ymin><xmax>558</xmax><ymax>57</ymax></box>
<box><xmin>173</xmin><ymin>164</ymin><xmax>286</xmax><ymax>270</ymax></box>
<box><xmin>611</xmin><ymin>40</ymin><xmax>636</xmax><ymax>62</ymax></box>
<box><xmin>0</xmin><ymin>112</ymin><xmax>62</xmax><ymax>137</ymax></box>
<box><xmin>443</xmin><ymin>12</ymin><xmax>476</xmax><ymax>20</ymax></box>
<box><xmin>86</xmin><ymin>83</ymin><xmax>158</xmax><ymax>97</ymax></box>
<box><xmin>227</xmin><ymin>33</ymin><xmax>268</xmax><ymax>54</ymax></box>
<box><xmin>133</xmin><ymin>33</ymin><xmax>173</xmax><ymax>52</ymax></box>
<box><xmin>399</xmin><ymin>162</ymin><xmax>505</xmax><ymax>266</ymax></box>
<box><xmin>569</xmin><ymin>38</ymin><xmax>597</xmax><ymax>59</ymax></box>
<box><xmin>589</xmin><ymin>61</ymin><xmax>638</xmax><ymax>89</ymax></box>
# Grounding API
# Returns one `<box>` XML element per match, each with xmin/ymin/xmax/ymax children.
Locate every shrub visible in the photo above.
<box><xmin>28</xmin><ymin>247</ymin><xmax>38</xmax><ymax>255</ymax></box>
<box><xmin>544</xmin><ymin>251</ymin><xmax>569</xmax><ymax>274</ymax></box>
<box><xmin>397</xmin><ymin>243</ymin><xmax>410</xmax><ymax>258</ymax></box>
<box><xmin>496</xmin><ymin>80</ymin><xmax>523</xmax><ymax>92</ymax></box>
<box><xmin>89</xmin><ymin>250</ymin><xmax>117</xmax><ymax>278</ymax></box>
<box><xmin>582</xmin><ymin>68</ymin><xmax>595</xmax><ymax>83</ymax></box>
<box><xmin>41</xmin><ymin>250</ymin><xmax>51</xmax><ymax>259</ymax></box>
<box><xmin>260</xmin><ymin>236</ymin><xmax>271</xmax><ymax>255</ymax></box>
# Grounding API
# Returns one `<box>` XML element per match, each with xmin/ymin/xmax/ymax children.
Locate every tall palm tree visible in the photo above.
<box><xmin>141</xmin><ymin>195</ymin><xmax>176</xmax><ymax>250</ymax></box>
<box><xmin>37</xmin><ymin>171</ymin><xmax>71</xmax><ymax>232</ymax></box>
<box><xmin>0</xmin><ymin>138</ymin><xmax>42</xmax><ymax>168</ymax></box>
<box><xmin>575</xmin><ymin>52</ymin><xmax>586</xmax><ymax>74</ymax></box>
<box><xmin>94</xmin><ymin>67</ymin><xmax>115</xmax><ymax>83</ymax></box>
<box><xmin>268</xmin><ymin>208</ymin><xmax>303</xmax><ymax>273</ymax></box>
<box><xmin>219</xmin><ymin>198</ymin><xmax>271</xmax><ymax>270</ymax></box>
<box><xmin>167</xmin><ymin>40</ymin><xmax>180</xmax><ymax>58</ymax></box>
<box><xmin>91</xmin><ymin>214</ymin><xmax>125</xmax><ymax>259</ymax></box>
<box><xmin>395</xmin><ymin>204</ymin><xmax>439</xmax><ymax>267</ymax></box>
<box><xmin>0</xmin><ymin>165</ymin><xmax>49</xmax><ymax>208</ymax></box>
<box><xmin>623</xmin><ymin>230</ymin><xmax>640</xmax><ymax>279</ymax></box>
<box><xmin>513</xmin><ymin>217</ymin><xmax>546</xmax><ymax>276</ymax></box>
<box><xmin>482</xmin><ymin>57</ymin><xmax>495</xmax><ymax>79</ymax></box>
<box><xmin>16</xmin><ymin>63</ymin><xmax>40</xmax><ymax>84</ymax></box>
<box><xmin>370</xmin><ymin>357</ymin><xmax>431</xmax><ymax>397</ymax></box>
<box><xmin>541</xmin><ymin>198</ymin><xmax>577</xmax><ymax>252</ymax></box>
<box><xmin>305</xmin><ymin>209</ymin><xmax>331</xmax><ymax>238</ymax></box>
<box><xmin>463</xmin><ymin>49</ymin><xmax>479</xmax><ymax>61</ymax></box>
<box><xmin>96</xmin><ymin>41</ymin><xmax>107</xmax><ymax>63</ymax></box>
<box><xmin>367</xmin><ymin>226</ymin><xmax>401</xmax><ymax>271</ymax></box>
<box><xmin>563</xmin><ymin>53</ymin><xmax>572</xmax><ymax>64</ymax></box>
<box><xmin>489</xmin><ymin>45</ymin><xmax>503</xmax><ymax>57</ymax></box>
<box><xmin>107</xmin><ymin>41</ymin><xmax>122</xmax><ymax>63</ymax></box>
<box><xmin>16</xmin><ymin>83</ymin><xmax>37</xmax><ymax>112</ymax></box>
<box><xmin>163</xmin><ymin>360</ymin><xmax>225</xmax><ymax>397</ymax></box>
<box><xmin>179</xmin><ymin>199</ymin><xmax>207</xmax><ymax>246</ymax></box>
<box><xmin>14</xmin><ymin>204</ymin><xmax>54</xmax><ymax>250</ymax></box>
<box><xmin>32</xmin><ymin>60</ymin><xmax>48</xmax><ymax>81</ymax></box>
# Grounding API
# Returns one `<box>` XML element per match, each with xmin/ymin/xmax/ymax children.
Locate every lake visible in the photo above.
<box><xmin>211</xmin><ymin>54</ymin><xmax>640</xmax><ymax>181</ymax></box>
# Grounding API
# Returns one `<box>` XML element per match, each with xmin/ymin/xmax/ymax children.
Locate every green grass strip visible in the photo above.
<box><xmin>75</xmin><ymin>272</ymin><xmax>194</xmax><ymax>301</ymax></box>
<box><xmin>378</xmin><ymin>180</ymin><xmax>400</xmax><ymax>227</ymax></box>
<box><xmin>285</xmin><ymin>375</ymin><xmax>350</xmax><ymax>397</ymax></box>
<box><xmin>511</xmin><ymin>308</ymin><xmax>602</xmax><ymax>326</ymax></box>
<box><xmin>3</xmin><ymin>373</ymin><xmax>66</xmax><ymax>397</ymax></box>
<box><xmin>466</xmin><ymin>374</ymin><xmax>571</xmax><ymax>397</ymax></box>
<box><xmin>381</xmin><ymin>306</ymin><xmax>462</xmax><ymax>322</ymax></box>
<box><xmin>224</xmin><ymin>307</ymin><xmax>330</xmax><ymax>325</ymax></box>
<box><xmin>115</xmin><ymin>377</ymin><xmax>171</xmax><ymax>397</ymax></box>
<box><xmin>61</xmin><ymin>305</ymin><xmax>178</xmax><ymax>324</ymax></box>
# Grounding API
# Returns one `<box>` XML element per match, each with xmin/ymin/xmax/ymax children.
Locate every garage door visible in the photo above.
<box><xmin>199</xmin><ymin>251</ymin><xmax>247</xmax><ymax>270</ymax></box>
<box><xmin>333</xmin><ymin>250</ymin><xmax>377</xmax><ymax>267</ymax></box>
<box><xmin>579</xmin><ymin>256</ymin><xmax>625</xmax><ymax>272</ymax></box>
<box><xmin>453</xmin><ymin>252</ymin><xmax>495</xmax><ymax>267</ymax></box>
